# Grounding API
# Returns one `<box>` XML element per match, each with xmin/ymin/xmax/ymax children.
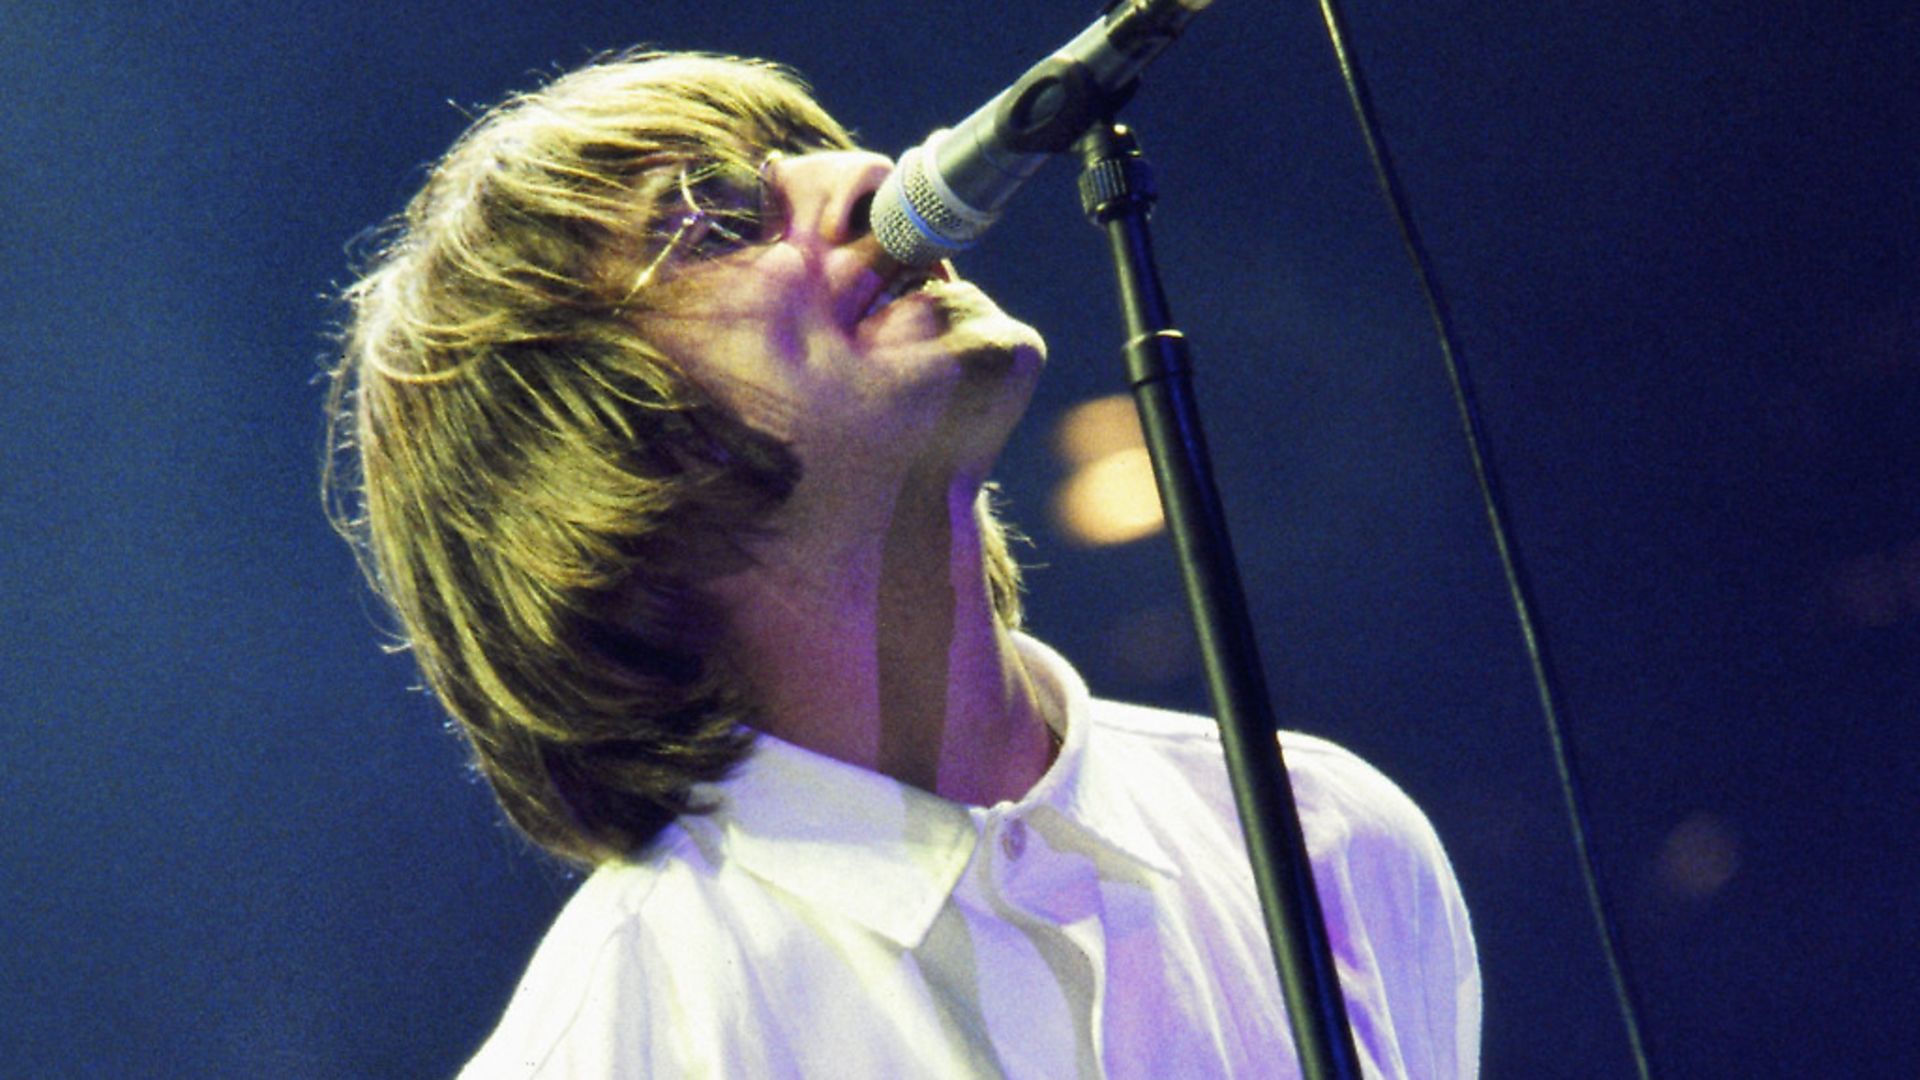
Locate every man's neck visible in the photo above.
<box><xmin>711</xmin><ymin>468</ymin><xmax>1056</xmax><ymax>807</ymax></box>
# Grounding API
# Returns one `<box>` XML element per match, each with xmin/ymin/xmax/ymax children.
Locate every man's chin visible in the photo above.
<box><xmin>927</xmin><ymin>283</ymin><xmax>1045</xmax><ymax>352</ymax></box>
<box><xmin>948</xmin><ymin>327</ymin><xmax>1045</xmax><ymax>405</ymax></box>
<box><xmin>859</xmin><ymin>278</ymin><xmax>1044</xmax><ymax>358</ymax></box>
<box><xmin>943</xmin><ymin>299</ymin><xmax>1046</xmax><ymax>369</ymax></box>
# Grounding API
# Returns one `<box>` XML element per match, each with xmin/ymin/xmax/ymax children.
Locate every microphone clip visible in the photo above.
<box><xmin>996</xmin><ymin>57</ymin><xmax>1136</xmax><ymax>157</ymax></box>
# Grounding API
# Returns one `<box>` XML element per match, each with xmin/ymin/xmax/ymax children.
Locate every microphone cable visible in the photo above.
<box><xmin>1310</xmin><ymin>2</ymin><xmax>1660</xmax><ymax>1076</ymax></box>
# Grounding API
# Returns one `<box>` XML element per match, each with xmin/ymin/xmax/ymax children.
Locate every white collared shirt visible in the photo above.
<box><xmin>462</xmin><ymin>638</ymin><xmax>1480</xmax><ymax>1078</ymax></box>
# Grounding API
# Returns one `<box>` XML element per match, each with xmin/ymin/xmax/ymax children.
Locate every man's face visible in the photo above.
<box><xmin>638</xmin><ymin>150</ymin><xmax>1047</xmax><ymax>493</ymax></box>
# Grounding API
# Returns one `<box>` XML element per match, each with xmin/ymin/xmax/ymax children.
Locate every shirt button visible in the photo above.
<box><xmin>1000</xmin><ymin>819</ymin><xmax>1027</xmax><ymax>860</ymax></box>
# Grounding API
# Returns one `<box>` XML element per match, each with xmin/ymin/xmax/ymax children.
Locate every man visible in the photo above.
<box><xmin>327</xmin><ymin>49</ymin><xmax>1479</xmax><ymax>1077</ymax></box>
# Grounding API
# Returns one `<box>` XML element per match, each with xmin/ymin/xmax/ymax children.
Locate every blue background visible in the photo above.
<box><xmin>4</xmin><ymin>2</ymin><xmax>1915</xmax><ymax>1076</ymax></box>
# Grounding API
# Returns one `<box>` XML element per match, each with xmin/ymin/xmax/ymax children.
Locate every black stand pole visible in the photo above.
<box><xmin>1076</xmin><ymin>121</ymin><xmax>1364</xmax><ymax>1080</ymax></box>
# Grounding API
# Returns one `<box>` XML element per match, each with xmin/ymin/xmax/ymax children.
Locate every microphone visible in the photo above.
<box><xmin>871</xmin><ymin>0</ymin><xmax>1212</xmax><ymax>268</ymax></box>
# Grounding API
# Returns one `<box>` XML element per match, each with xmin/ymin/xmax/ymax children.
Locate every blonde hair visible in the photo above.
<box><xmin>324</xmin><ymin>51</ymin><xmax>1024</xmax><ymax>866</ymax></box>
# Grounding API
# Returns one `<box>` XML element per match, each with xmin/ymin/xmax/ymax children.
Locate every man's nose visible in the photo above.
<box><xmin>766</xmin><ymin>150</ymin><xmax>894</xmax><ymax>250</ymax></box>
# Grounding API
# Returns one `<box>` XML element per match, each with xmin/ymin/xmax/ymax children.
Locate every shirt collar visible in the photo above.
<box><xmin>694</xmin><ymin>732</ymin><xmax>978</xmax><ymax>949</ymax></box>
<box><xmin>692</xmin><ymin>634</ymin><xmax>1177</xmax><ymax>949</ymax></box>
<box><xmin>1015</xmin><ymin>635</ymin><xmax>1179</xmax><ymax>880</ymax></box>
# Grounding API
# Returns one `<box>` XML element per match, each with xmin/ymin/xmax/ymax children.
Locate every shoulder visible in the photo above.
<box><xmin>1087</xmin><ymin>697</ymin><xmax>1455</xmax><ymax>891</ymax></box>
<box><xmin>1092</xmin><ymin>699</ymin><xmax>1432</xmax><ymax>831</ymax></box>
<box><xmin>458</xmin><ymin>831</ymin><xmax>706</xmax><ymax>1079</ymax></box>
<box><xmin>1279</xmin><ymin>729</ymin><xmax>1449</xmax><ymax>860</ymax></box>
<box><xmin>1087</xmin><ymin>699</ymin><xmax>1479</xmax><ymax>1072</ymax></box>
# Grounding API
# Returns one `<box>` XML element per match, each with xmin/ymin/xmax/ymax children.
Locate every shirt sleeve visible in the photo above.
<box><xmin>457</xmin><ymin>922</ymin><xmax>638</xmax><ymax>1078</ymax></box>
<box><xmin>458</xmin><ymin>873</ymin><xmax>694</xmax><ymax>1079</ymax></box>
<box><xmin>1282</xmin><ymin>732</ymin><xmax>1483</xmax><ymax>1079</ymax></box>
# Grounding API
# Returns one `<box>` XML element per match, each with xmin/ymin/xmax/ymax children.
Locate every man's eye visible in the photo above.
<box><xmin>681</xmin><ymin>210</ymin><xmax>756</xmax><ymax>257</ymax></box>
<box><xmin>635</xmin><ymin>160</ymin><xmax>789</xmax><ymax>289</ymax></box>
<box><xmin>680</xmin><ymin>167</ymin><xmax>778</xmax><ymax>253</ymax></box>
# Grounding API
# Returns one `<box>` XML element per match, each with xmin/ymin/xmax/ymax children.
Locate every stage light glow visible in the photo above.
<box><xmin>1053</xmin><ymin>446</ymin><xmax>1165</xmax><ymax>546</ymax></box>
<box><xmin>1050</xmin><ymin>394</ymin><xmax>1165</xmax><ymax>547</ymax></box>
<box><xmin>1654</xmin><ymin>812</ymin><xmax>1740</xmax><ymax>902</ymax></box>
<box><xmin>1053</xmin><ymin>394</ymin><xmax>1145</xmax><ymax>466</ymax></box>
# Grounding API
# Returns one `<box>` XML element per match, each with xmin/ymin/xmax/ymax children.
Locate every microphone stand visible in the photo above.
<box><xmin>1075</xmin><ymin>120</ymin><xmax>1364</xmax><ymax>1080</ymax></box>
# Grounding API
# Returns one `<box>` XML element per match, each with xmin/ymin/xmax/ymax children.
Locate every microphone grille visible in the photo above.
<box><xmin>872</xmin><ymin>144</ymin><xmax>992</xmax><ymax>267</ymax></box>
<box><xmin>900</xmin><ymin>159</ymin><xmax>976</xmax><ymax>238</ymax></box>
